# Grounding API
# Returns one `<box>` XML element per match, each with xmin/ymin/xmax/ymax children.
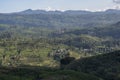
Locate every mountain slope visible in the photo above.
<box><xmin>55</xmin><ymin>21</ymin><xmax>120</xmax><ymax>39</ymax></box>
<box><xmin>66</xmin><ymin>50</ymin><xmax>120</xmax><ymax>80</ymax></box>
<box><xmin>0</xmin><ymin>67</ymin><xmax>101</xmax><ymax>80</ymax></box>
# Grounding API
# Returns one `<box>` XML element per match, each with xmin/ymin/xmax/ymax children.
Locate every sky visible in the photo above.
<box><xmin>0</xmin><ymin>0</ymin><xmax>120</xmax><ymax>13</ymax></box>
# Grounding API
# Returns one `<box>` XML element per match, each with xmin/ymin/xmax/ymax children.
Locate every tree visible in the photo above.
<box><xmin>60</xmin><ymin>57</ymin><xmax>75</xmax><ymax>69</ymax></box>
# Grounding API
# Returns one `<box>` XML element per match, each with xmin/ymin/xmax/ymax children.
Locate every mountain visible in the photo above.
<box><xmin>66</xmin><ymin>50</ymin><xmax>120</xmax><ymax>80</ymax></box>
<box><xmin>18</xmin><ymin>9</ymin><xmax>62</xmax><ymax>14</ymax></box>
<box><xmin>54</xmin><ymin>20</ymin><xmax>120</xmax><ymax>39</ymax></box>
<box><xmin>0</xmin><ymin>9</ymin><xmax>120</xmax><ymax>29</ymax></box>
<box><xmin>19</xmin><ymin>9</ymin><xmax>92</xmax><ymax>15</ymax></box>
<box><xmin>105</xmin><ymin>9</ymin><xmax>120</xmax><ymax>13</ymax></box>
<box><xmin>17</xmin><ymin>9</ymin><xmax>120</xmax><ymax>15</ymax></box>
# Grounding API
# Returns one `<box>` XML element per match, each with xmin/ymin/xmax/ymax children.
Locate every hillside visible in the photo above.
<box><xmin>0</xmin><ymin>67</ymin><xmax>101</xmax><ymax>80</ymax></box>
<box><xmin>0</xmin><ymin>9</ymin><xmax>120</xmax><ymax>80</ymax></box>
<box><xmin>0</xmin><ymin>15</ymin><xmax>120</xmax><ymax>67</ymax></box>
<box><xmin>66</xmin><ymin>50</ymin><xmax>120</xmax><ymax>80</ymax></box>
<box><xmin>54</xmin><ymin>21</ymin><xmax>120</xmax><ymax>38</ymax></box>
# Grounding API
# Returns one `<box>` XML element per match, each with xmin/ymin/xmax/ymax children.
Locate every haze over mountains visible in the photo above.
<box><xmin>0</xmin><ymin>9</ymin><xmax>120</xmax><ymax>29</ymax></box>
<box><xmin>14</xmin><ymin>9</ymin><xmax>120</xmax><ymax>14</ymax></box>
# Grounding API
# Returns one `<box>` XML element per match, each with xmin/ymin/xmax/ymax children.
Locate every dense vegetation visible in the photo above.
<box><xmin>0</xmin><ymin>67</ymin><xmax>101</xmax><ymax>80</ymax></box>
<box><xmin>66</xmin><ymin>50</ymin><xmax>120</xmax><ymax>80</ymax></box>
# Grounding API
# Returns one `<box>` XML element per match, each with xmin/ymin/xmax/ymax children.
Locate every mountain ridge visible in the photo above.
<box><xmin>4</xmin><ymin>9</ymin><xmax>120</xmax><ymax>14</ymax></box>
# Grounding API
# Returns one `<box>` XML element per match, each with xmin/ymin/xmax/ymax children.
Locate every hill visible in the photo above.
<box><xmin>0</xmin><ymin>67</ymin><xmax>101</xmax><ymax>80</ymax></box>
<box><xmin>66</xmin><ymin>50</ymin><xmax>120</xmax><ymax>80</ymax></box>
<box><xmin>54</xmin><ymin>21</ymin><xmax>120</xmax><ymax>39</ymax></box>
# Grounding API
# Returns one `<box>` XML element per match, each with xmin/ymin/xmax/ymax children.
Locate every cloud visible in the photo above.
<box><xmin>113</xmin><ymin>0</ymin><xmax>120</xmax><ymax>4</ymax></box>
<box><xmin>44</xmin><ymin>7</ymin><xmax>64</xmax><ymax>11</ymax></box>
<box><xmin>45</xmin><ymin>7</ymin><xmax>53</xmax><ymax>11</ymax></box>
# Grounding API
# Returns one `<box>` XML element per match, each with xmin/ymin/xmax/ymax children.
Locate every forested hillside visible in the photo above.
<box><xmin>0</xmin><ymin>9</ymin><xmax>120</xmax><ymax>80</ymax></box>
<box><xmin>0</xmin><ymin>9</ymin><xmax>120</xmax><ymax>67</ymax></box>
<box><xmin>66</xmin><ymin>50</ymin><xmax>120</xmax><ymax>80</ymax></box>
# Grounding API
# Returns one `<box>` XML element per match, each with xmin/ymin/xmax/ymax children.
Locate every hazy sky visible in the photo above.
<box><xmin>0</xmin><ymin>0</ymin><xmax>120</xmax><ymax>13</ymax></box>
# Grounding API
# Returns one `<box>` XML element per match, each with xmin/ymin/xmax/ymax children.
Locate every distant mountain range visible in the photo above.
<box><xmin>0</xmin><ymin>9</ymin><xmax>120</xmax><ymax>29</ymax></box>
<box><xmin>18</xmin><ymin>9</ymin><xmax>92</xmax><ymax>14</ymax></box>
<box><xmin>13</xmin><ymin>9</ymin><xmax>120</xmax><ymax>14</ymax></box>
